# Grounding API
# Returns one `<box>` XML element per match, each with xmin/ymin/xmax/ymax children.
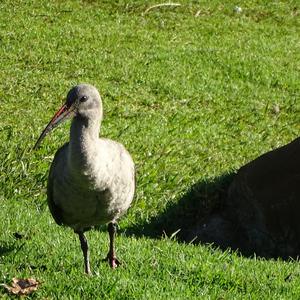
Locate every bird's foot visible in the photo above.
<box><xmin>103</xmin><ymin>254</ymin><xmax>121</xmax><ymax>269</ymax></box>
<box><xmin>85</xmin><ymin>265</ymin><xmax>92</xmax><ymax>276</ymax></box>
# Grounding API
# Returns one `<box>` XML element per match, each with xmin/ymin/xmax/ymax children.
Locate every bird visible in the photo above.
<box><xmin>34</xmin><ymin>84</ymin><xmax>135</xmax><ymax>275</ymax></box>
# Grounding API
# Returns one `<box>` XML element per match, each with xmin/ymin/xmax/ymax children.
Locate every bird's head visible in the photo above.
<box><xmin>66</xmin><ymin>84</ymin><xmax>103</xmax><ymax>120</ymax></box>
<box><xmin>33</xmin><ymin>84</ymin><xmax>103</xmax><ymax>150</ymax></box>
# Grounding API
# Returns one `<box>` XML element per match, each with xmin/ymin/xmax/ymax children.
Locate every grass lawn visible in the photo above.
<box><xmin>1</xmin><ymin>0</ymin><xmax>300</xmax><ymax>298</ymax></box>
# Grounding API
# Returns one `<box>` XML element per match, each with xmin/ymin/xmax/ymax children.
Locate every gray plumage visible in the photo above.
<box><xmin>35</xmin><ymin>84</ymin><xmax>135</xmax><ymax>274</ymax></box>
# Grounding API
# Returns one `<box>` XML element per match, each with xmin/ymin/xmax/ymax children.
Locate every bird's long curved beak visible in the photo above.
<box><xmin>33</xmin><ymin>103</ymin><xmax>75</xmax><ymax>150</ymax></box>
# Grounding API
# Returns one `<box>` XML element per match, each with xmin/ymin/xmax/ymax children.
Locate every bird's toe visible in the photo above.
<box><xmin>102</xmin><ymin>254</ymin><xmax>121</xmax><ymax>269</ymax></box>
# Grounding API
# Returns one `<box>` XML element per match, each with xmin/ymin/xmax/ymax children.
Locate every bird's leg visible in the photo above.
<box><xmin>104</xmin><ymin>222</ymin><xmax>121</xmax><ymax>268</ymax></box>
<box><xmin>77</xmin><ymin>231</ymin><xmax>91</xmax><ymax>275</ymax></box>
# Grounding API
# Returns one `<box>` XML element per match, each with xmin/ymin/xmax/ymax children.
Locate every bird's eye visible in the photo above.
<box><xmin>80</xmin><ymin>96</ymin><xmax>88</xmax><ymax>102</ymax></box>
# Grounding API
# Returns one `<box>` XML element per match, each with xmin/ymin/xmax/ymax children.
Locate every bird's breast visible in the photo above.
<box><xmin>49</xmin><ymin>138</ymin><xmax>135</xmax><ymax>230</ymax></box>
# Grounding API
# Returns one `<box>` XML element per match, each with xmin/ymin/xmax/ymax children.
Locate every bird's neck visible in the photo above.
<box><xmin>68</xmin><ymin>114</ymin><xmax>101</xmax><ymax>173</ymax></box>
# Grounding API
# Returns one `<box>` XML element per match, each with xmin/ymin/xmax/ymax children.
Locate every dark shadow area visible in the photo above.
<box><xmin>0</xmin><ymin>242</ymin><xmax>15</xmax><ymax>256</ymax></box>
<box><xmin>125</xmin><ymin>173</ymin><xmax>243</xmax><ymax>251</ymax></box>
<box><xmin>0</xmin><ymin>233</ymin><xmax>28</xmax><ymax>258</ymax></box>
<box><xmin>125</xmin><ymin>137</ymin><xmax>300</xmax><ymax>260</ymax></box>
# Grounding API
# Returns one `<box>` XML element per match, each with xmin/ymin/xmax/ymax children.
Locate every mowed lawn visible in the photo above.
<box><xmin>0</xmin><ymin>0</ymin><xmax>300</xmax><ymax>298</ymax></box>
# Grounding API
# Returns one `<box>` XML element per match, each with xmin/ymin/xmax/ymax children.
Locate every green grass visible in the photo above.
<box><xmin>1</xmin><ymin>0</ymin><xmax>300</xmax><ymax>298</ymax></box>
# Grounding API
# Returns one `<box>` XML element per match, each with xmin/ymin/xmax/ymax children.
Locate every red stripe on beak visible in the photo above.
<box><xmin>33</xmin><ymin>103</ymin><xmax>74</xmax><ymax>150</ymax></box>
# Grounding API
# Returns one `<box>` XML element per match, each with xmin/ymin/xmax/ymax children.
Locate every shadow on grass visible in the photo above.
<box><xmin>125</xmin><ymin>172</ymin><xmax>298</xmax><ymax>260</ymax></box>
<box><xmin>125</xmin><ymin>173</ymin><xmax>241</xmax><ymax>248</ymax></box>
<box><xmin>0</xmin><ymin>242</ymin><xmax>15</xmax><ymax>256</ymax></box>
